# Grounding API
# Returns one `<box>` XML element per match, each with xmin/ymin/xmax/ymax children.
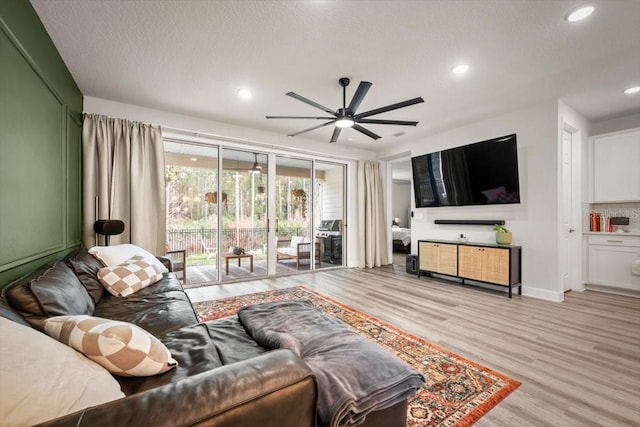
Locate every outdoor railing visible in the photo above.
<box><xmin>167</xmin><ymin>228</ymin><xmax>268</xmax><ymax>257</ymax></box>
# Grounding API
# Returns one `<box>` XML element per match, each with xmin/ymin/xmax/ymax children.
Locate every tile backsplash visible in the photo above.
<box><xmin>587</xmin><ymin>202</ymin><xmax>640</xmax><ymax>232</ymax></box>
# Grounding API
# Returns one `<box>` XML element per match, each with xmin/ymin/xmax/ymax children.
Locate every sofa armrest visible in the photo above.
<box><xmin>156</xmin><ymin>255</ymin><xmax>173</xmax><ymax>272</ymax></box>
<box><xmin>38</xmin><ymin>349</ymin><xmax>317</xmax><ymax>427</ymax></box>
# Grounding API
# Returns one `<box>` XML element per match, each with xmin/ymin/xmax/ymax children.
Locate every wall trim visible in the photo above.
<box><xmin>521</xmin><ymin>286</ymin><xmax>564</xmax><ymax>302</ymax></box>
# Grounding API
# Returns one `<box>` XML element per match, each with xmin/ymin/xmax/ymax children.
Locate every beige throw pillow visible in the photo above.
<box><xmin>0</xmin><ymin>318</ymin><xmax>124</xmax><ymax>426</ymax></box>
<box><xmin>44</xmin><ymin>315</ymin><xmax>178</xmax><ymax>377</ymax></box>
<box><xmin>97</xmin><ymin>255</ymin><xmax>164</xmax><ymax>297</ymax></box>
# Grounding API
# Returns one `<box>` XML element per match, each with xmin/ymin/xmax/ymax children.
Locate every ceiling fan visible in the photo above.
<box><xmin>266</xmin><ymin>77</ymin><xmax>424</xmax><ymax>143</ymax></box>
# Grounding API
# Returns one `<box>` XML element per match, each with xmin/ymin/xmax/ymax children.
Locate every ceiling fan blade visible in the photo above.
<box><xmin>266</xmin><ymin>116</ymin><xmax>335</xmax><ymax>120</ymax></box>
<box><xmin>286</xmin><ymin>92</ymin><xmax>336</xmax><ymax>115</ymax></box>
<box><xmin>330</xmin><ymin>127</ymin><xmax>342</xmax><ymax>143</ymax></box>
<box><xmin>357</xmin><ymin>119</ymin><xmax>419</xmax><ymax>126</ymax></box>
<box><xmin>347</xmin><ymin>81</ymin><xmax>372</xmax><ymax>114</ymax></box>
<box><xmin>352</xmin><ymin>124</ymin><xmax>381</xmax><ymax>140</ymax></box>
<box><xmin>288</xmin><ymin>120</ymin><xmax>335</xmax><ymax>137</ymax></box>
<box><xmin>354</xmin><ymin>97</ymin><xmax>424</xmax><ymax>120</ymax></box>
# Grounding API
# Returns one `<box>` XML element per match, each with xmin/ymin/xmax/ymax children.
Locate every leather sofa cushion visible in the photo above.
<box><xmin>94</xmin><ymin>275</ymin><xmax>197</xmax><ymax>336</ymax></box>
<box><xmin>116</xmin><ymin>323</ymin><xmax>224</xmax><ymax>395</ymax></box>
<box><xmin>67</xmin><ymin>247</ymin><xmax>106</xmax><ymax>304</ymax></box>
<box><xmin>3</xmin><ymin>261</ymin><xmax>95</xmax><ymax>330</ymax></box>
<box><xmin>0</xmin><ymin>298</ymin><xmax>31</xmax><ymax>327</ymax></box>
<box><xmin>205</xmin><ymin>316</ymin><xmax>267</xmax><ymax>365</ymax></box>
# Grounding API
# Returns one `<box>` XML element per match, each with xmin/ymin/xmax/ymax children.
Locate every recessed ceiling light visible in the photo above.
<box><xmin>190</xmin><ymin>157</ymin><xmax>197</xmax><ymax>161</ymax></box>
<box><xmin>623</xmin><ymin>86</ymin><xmax>640</xmax><ymax>94</ymax></box>
<box><xmin>565</xmin><ymin>5</ymin><xmax>595</xmax><ymax>22</ymax></box>
<box><xmin>237</xmin><ymin>89</ymin><xmax>252</xmax><ymax>100</ymax></box>
<box><xmin>452</xmin><ymin>64</ymin><xmax>469</xmax><ymax>75</ymax></box>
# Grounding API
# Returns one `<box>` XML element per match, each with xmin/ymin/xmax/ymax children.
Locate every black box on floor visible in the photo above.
<box><xmin>406</xmin><ymin>254</ymin><xmax>418</xmax><ymax>275</ymax></box>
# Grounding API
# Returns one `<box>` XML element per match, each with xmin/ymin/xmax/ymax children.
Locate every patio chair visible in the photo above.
<box><xmin>276</xmin><ymin>236</ymin><xmax>320</xmax><ymax>269</ymax></box>
<box><xmin>201</xmin><ymin>239</ymin><xmax>216</xmax><ymax>260</ymax></box>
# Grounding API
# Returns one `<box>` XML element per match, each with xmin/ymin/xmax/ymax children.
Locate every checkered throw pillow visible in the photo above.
<box><xmin>97</xmin><ymin>256</ymin><xmax>164</xmax><ymax>297</ymax></box>
<box><xmin>44</xmin><ymin>315</ymin><xmax>178</xmax><ymax>377</ymax></box>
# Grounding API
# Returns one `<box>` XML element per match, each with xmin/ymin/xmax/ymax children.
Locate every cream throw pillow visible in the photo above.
<box><xmin>89</xmin><ymin>243</ymin><xmax>168</xmax><ymax>273</ymax></box>
<box><xmin>44</xmin><ymin>315</ymin><xmax>178</xmax><ymax>377</ymax></box>
<box><xmin>97</xmin><ymin>255</ymin><xmax>164</xmax><ymax>297</ymax></box>
<box><xmin>0</xmin><ymin>317</ymin><xmax>124</xmax><ymax>426</ymax></box>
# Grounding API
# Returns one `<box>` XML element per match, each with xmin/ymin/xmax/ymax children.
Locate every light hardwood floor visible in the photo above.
<box><xmin>186</xmin><ymin>265</ymin><xmax>640</xmax><ymax>427</ymax></box>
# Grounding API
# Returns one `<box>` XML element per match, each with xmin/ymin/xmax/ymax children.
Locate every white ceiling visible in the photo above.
<box><xmin>31</xmin><ymin>0</ymin><xmax>640</xmax><ymax>152</ymax></box>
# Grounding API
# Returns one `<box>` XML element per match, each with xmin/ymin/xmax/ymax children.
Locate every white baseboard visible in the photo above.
<box><xmin>521</xmin><ymin>286</ymin><xmax>565</xmax><ymax>302</ymax></box>
<box><xmin>585</xmin><ymin>284</ymin><xmax>640</xmax><ymax>298</ymax></box>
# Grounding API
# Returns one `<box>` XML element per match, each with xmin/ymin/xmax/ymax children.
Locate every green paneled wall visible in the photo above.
<box><xmin>0</xmin><ymin>0</ymin><xmax>83</xmax><ymax>288</ymax></box>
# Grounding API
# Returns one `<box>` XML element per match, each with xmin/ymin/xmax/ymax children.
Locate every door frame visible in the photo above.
<box><xmin>385</xmin><ymin>153</ymin><xmax>413</xmax><ymax>264</ymax></box>
<box><xmin>558</xmin><ymin>120</ymin><xmax>584</xmax><ymax>292</ymax></box>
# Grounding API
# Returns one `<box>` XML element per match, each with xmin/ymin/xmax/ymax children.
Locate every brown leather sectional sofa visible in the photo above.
<box><xmin>0</xmin><ymin>248</ymin><xmax>407</xmax><ymax>427</ymax></box>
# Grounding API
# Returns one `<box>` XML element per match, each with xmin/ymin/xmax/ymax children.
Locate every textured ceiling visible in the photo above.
<box><xmin>30</xmin><ymin>0</ymin><xmax>640</xmax><ymax>151</ymax></box>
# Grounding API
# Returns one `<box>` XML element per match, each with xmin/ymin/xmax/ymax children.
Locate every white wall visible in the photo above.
<box><xmin>322</xmin><ymin>167</ymin><xmax>344</xmax><ymax>220</ymax></box>
<box><xmin>590</xmin><ymin>112</ymin><xmax>640</xmax><ymax>136</ymax></box>
<box><xmin>379</xmin><ymin>100</ymin><xmax>563</xmax><ymax>301</ymax></box>
<box><xmin>84</xmin><ymin>96</ymin><xmax>371</xmax><ymax>268</ymax></box>
<box><xmin>392</xmin><ymin>181</ymin><xmax>411</xmax><ymax>227</ymax></box>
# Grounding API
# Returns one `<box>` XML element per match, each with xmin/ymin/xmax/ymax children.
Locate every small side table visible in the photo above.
<box><xmin>220</xmin><ymin>253</ymin><xmax>254</xmax><ymax>275</ymax></box>
<box><xmin>165</xmin><ymin>249</ymin><xmax>186</xmax><ymax>283</ymax></box>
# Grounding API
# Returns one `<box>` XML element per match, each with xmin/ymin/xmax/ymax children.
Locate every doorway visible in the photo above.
<box><xmin>388</xmin><ymin>158</ymin><xmax>413</xmax><ymax>266</ymax></box>
<box><xmin>559</xmin><ymin>124</ymin><xmax>582</xmax><ymax>292</ymax></box>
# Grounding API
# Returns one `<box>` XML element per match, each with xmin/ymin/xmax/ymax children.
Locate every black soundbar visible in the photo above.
<box><xmin>434</xmin><ymin>219</ymin><xmax>505</xmax><ymax>226</ymax></box>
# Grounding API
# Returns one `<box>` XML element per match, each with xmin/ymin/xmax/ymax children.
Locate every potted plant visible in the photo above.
<box><xmin>493</xmin><ymin>224</ymin><xmax>512</xmax><ymax>245</ymax></box>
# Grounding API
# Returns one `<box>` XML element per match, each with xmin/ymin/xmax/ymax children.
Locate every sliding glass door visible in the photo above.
<box><xmin>165</xmin><ymin>139</ymin><xmax>346</xmax><ymax>286</ymax></box>
<box><xmin>220</xmin><ymin>148</ymin><xmax>268</xmax><ymax>280</ymax></box>
<box><xmin>273</xmin><ymin>156</ymin><xmax>345</xmax><ymax>272</ymax></box>
<box><xmin>274</xmin><ymin>156</ymin><xmax>314</xmax><ymax>273</ymax></box>
<box><xmin>314</xmin><ymin>161</ymin><xmax>345</xmax><ymax>269</ymax></box>
<box><xmin>164</xmin><ymin>141</ymin><xmax>220</xmax><ymax>285</ymax></box>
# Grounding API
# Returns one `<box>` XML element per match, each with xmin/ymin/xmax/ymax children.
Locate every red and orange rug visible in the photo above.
<box><xmin>193</xmin><ymin>286</ymin><xmax>520</xmax><ymax>426</ymax></box>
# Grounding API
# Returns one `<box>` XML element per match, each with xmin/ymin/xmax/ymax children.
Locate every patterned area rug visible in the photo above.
<box><xmin>193</xmin><ymin>286</ymin><xmax>520</xmax><ymax>427</ymax></box>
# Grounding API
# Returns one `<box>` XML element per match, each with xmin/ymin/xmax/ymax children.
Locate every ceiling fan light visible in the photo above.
<box><xmin>565</xmin><ymin>5</ymin><xmax>595</xmax><ymax>22</ymax></box>
<box><xmin>335</xmin><ymin>117</ymin><xmax>354</xmax><ymax>128</ymax></box>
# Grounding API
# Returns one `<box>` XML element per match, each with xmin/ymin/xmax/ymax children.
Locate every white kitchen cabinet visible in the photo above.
<box><xmin>587</xmin><ymin>234</ymin><xmax>640</xmax><ymax>291</ymax></box>
<box><xmin>589</xmin><ymin>128</ymin><xmax>640</xmax><ymax>203</ymax></box>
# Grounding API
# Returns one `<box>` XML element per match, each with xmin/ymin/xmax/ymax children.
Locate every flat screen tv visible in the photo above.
<box><xmin>412</xmin><ymin>134</ymin><xmax>520</xmax><ymax>207</ymax></box>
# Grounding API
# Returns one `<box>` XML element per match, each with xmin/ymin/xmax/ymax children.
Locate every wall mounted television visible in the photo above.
<box><xmin>412</xmin><ymin>133</ymin><xmax>520</xmax><ymax>207</ymax></box>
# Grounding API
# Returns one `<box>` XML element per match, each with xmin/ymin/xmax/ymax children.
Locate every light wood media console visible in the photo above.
<box><xmin>417</xmin><ymin>240</ymin><xmax>522</xmax><ymax>298</ymax></box>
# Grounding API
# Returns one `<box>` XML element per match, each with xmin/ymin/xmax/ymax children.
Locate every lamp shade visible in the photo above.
<box><xmin>93</xmin><ymin>220</ymin><xmax>124</xmax><ymax>246</ymax></box>
<box><xmin>93</xmin><ymin>220</ymin><xmax>125</xmax><ymax>236</ymax></box>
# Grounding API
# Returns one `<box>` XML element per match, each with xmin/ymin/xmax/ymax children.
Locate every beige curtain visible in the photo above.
<box><xmin>358</xmin><ymin>160</ymin><xmax>390</xmax><ymax>268</ymax></box>
<box><xmin>82</xmin><ymin>114</ymin><xmax>166</xmax><ymax>255</ymax></box>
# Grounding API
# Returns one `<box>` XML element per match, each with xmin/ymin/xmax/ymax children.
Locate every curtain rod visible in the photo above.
<box><xmin>161</xmin><ymin>125</ymin><xmax>363</xmax><ymax>162</ymax></box>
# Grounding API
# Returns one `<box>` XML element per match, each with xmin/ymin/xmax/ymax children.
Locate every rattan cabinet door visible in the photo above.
<box><xmin>458</xmin><ymin>245</ymin><xmax>483</xmax><ymax>281</ymax></box>
<box><xmin>482</xmin><ymin>247</ymin><xmax>510</xmax><ymax>286</ymax></box>
<box><xmin>419</xmin><ymin>242</ymin><xmax>439</xmax><ymax>272</ymax></box>
<box><xmin>437</xmin><ymin>244</ymin><xmax>458</xmax><ymax>276</ymax></box>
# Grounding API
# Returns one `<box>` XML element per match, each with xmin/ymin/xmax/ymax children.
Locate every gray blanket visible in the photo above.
<box><xmin>237</xmin><ymin>300</ymin><xmax>425</xmax><ymax>427</ymax></box>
